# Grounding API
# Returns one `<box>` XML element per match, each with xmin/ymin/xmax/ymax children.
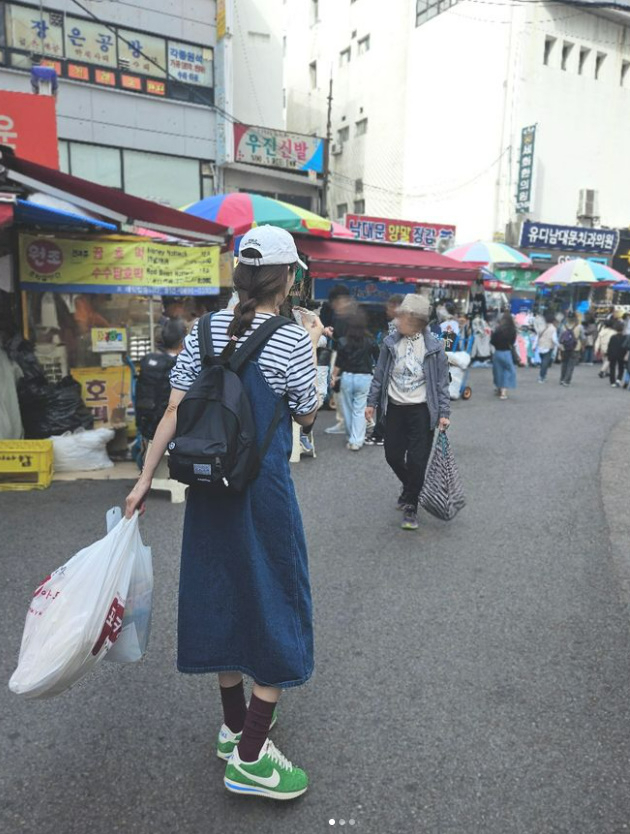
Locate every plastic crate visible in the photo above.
<box><xmin>0</xmin><ymin>440</ymin><xmax>54</xmax><ymax>491</ymax></box>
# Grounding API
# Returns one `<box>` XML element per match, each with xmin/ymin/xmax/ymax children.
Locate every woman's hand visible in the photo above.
<box><xmin>305</xmin><ymin>314</ymin><xmax>325</xmax><ymax>344</ymax></box>
<box><xmin>438</xmin><ymin>417</ymin><xmax>451</xmax><ymax>433</ymax></box>
<box><xmin>365</xmin><ymin>406</ymin><xmax>375</xmax><ymax>424</ymax></box>
<box><xmin>125</xmin><ymin>476</ymin><xmax>151</xmax><ymax>519</ymax></box>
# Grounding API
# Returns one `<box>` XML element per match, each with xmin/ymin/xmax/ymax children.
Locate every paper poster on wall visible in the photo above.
<box><xmin>168</xmin><ymin>41</ymin><xmax>213</xmax><ymax>86</ymax></box>
<box><xmin>65</xmin><ymin>16</ymin><xmax>116</xmax><ymax>66</ymax></box>
<box><xmin>117</xmin><ymin>28</ymin><xmax>166</xmax><ymax>77</ymax></box>
<box><xmin>5</xmin><ymin>4</ymin><xmax>64</xmax><ymax>57</ymax></box>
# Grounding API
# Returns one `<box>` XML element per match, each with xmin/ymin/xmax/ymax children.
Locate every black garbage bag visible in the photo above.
<box><xmin>19</xmin><ymin>375</ymin><xmax>94</xmax><ymax>439</ymax></box>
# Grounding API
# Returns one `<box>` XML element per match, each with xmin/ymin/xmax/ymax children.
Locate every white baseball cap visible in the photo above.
<box><xmin>238</xmin><ymin>225</ymin><xmax>308</xmax><ymax>270</ymax></box>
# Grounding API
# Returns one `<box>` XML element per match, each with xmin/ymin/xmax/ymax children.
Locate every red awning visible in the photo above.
<box><xmin>295</xmin><ymin>236</ymin><xmax>478</xmax><ymax>283</ymax></box>
<box><xmin>1</xmin><ymin>152</ymin><xmax>231</xmax><ymax>244</ymax></box>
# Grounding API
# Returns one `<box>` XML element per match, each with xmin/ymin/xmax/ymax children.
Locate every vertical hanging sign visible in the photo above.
<box><xmin>516</xmin><ymin>125</ymin><xmax>536</xmax><ymax>214</ymax></box>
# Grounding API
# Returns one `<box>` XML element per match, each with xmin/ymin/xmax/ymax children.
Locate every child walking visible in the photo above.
<box><xmin>125</xmin><ymin>226</ymin><xmax>321</xmax><ymax>800</ymax></box>
<box><xmin>366</xmin><ymin>295</ymin><xmax>451</xmax><ymax>531</ymax></box>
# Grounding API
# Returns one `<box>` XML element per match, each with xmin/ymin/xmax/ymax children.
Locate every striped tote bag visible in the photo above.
<box><xmin>419</xmin><ymin>433</ymin><xmax>466</xmax><ymax>521</ymax></box>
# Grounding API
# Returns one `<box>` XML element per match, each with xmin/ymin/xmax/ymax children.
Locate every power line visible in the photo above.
<box><xmin>232</xmin><ymin>0</ymin><xmax>266</xmax><ymax>125</ymax></box>
<box><xmin>69</xmin><ymin>0</ymin><xmax>242</xmax><ymax>123</ymax></box>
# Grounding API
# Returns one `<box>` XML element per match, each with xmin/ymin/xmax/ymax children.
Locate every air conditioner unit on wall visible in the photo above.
<box><xmin>578</xmin><ymin>188</ymin><xmax>600</xmax><ymax>220</ymax></box>
<box><xmin>331</xmin><ymin>142</ymin><xmax>343</xmax><ymax>156</ymax></box>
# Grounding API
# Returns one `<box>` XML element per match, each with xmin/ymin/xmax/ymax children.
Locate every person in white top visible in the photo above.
<box><xmin>537</xmin><ymin>311</ymin><xmax>559</xmax><ymax>383</ymax></box>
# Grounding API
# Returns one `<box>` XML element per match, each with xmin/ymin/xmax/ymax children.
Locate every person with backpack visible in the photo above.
<box><xmin>559</xmin><ymin>312</ymin><xmax>584</xmax><ymax>387</ymax></box>
<box><xmin>536</xmin><ymin>311</ymin><xmax>558</xmax><ymax>383</ymax></box>
<box><xmin>125</xmin><ymin>226</ymin><xmax>322</xmax><ymax>801</ymax></box>
<box><xmin>134</xmin><ymin>318</ymin><xmax>187</xmax><ymax>464</ymax></box>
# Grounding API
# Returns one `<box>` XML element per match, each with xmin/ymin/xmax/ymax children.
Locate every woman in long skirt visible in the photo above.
<box><xmin>491</xmin><ymin>312</ymin><xmax>518</xmax><ymax>400</ymax></box>
<box><xmin>125</xmin><ymin>226</ymin><xmax>322</xmax><ymax>801</ymax></box>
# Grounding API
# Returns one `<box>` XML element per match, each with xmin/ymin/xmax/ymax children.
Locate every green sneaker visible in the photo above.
<box><xmin>216</xmin><ymin>706</ymin><xmax>278</xmax><ymax>761</ymax></box>
<box><xmin>401</xmin><ymin>505</ymin><xmax>419</xmax><ymax>531</ymax></box>
<box><xmin>224</xmin><ymin>739</ymin><xmax>308</xmax><ymax>800</ymax></box>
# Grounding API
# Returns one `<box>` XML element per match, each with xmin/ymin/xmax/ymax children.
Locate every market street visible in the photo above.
<box><xmin>2</xmin><ymin>368</ymin><xmax>630</xmax><ymax>834</ymax></box>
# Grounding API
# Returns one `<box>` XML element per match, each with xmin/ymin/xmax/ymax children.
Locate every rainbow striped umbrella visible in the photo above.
<box><xmin>183</xmin><ymin>193</ymin><xmax>335</xmax><ymax>237</ymax></box>
<box><xmin>533</xmin><ymin>258</ymin><xmax>626</xmax><ymax>286</ymax></box>
<box><xmin>444</xmin><ymin>240</ymin><xmax>531</xmax><ymax>266</ymax></box>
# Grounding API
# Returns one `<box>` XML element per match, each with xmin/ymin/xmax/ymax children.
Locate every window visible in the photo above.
<box><xmin>309</xmin><ymin>60</ymin><xmax>317</xmax><ymax>89</ymax></box>
<box><xmin>355</xmin><ymin>178</ymin><xmax>363</xmax><ymax>193</ymax></box>
<box><xmin>416</xmin><ymin>0</ymin><xmax>458</xmax><ymax>27</ymax></box>
<box><xmin>622</xmin><ymin>60</ymin><xmax>630</xmax><ymax>87</ymax></box>
<box><xmin>283</xmin><ymin>36</ymin><xmax>287</xmax><ymax>56</ymax></box>
<box><xmin>561</xmin><ymin>42</ymin><xmax>573</xmax><ymax>71</ymax></box>
<box><xmin>358</xmin><ymin>35</ymin><xmax>370</xmax><ymax>55</ymax></box>
<box><xmin>595</xmin><ymin>52</ymin><xmax>606</xmax><ymax>80</ymax></box>
<box><xmin>70</xmin><ymin>143</ymin><xmax>122</xmax><ymax>189</ymax></box>
<box><xmin>544</xmin><ymin>36</ymin><xmax>556</xmax><ymax>66</ymax></box>
<box><xmin>355</xmin><ymin>118</ymin><xmax>368</xmax><ymax>136</ymax></box>
<box><xmin>311</xmin><ymin>0</ymin><xmax>319</xmax><ymax>24</ymax></box>
<box><xmin>248</xmin><ymin>31</ymin><xmax>270</xmax><ymax>43</ymax></box>
<box><xmin>337</xmin><ymin>126</ymin><xmax>350</xmax><ymax>143</ymax></box>
<box><xmin>336</xmin><ymin>203</ymin><xmax>348</xmax><ymax>219</ymax></box>
<box><xmin>353</xmin><ymin>199</ymin><xmax>366</xmax><ymax>214</ymax></box>
<box><xmin>340</xmin><ymin>47</ymin><xmax>351</xmax><ymax>66</ymax></box>
<box><xmin>578</xmin><ymin>47</ymin><xmax>590</xmax><ymax>75</ymax></box>
<box><xmin>123</xmin><ymin>150</ymin><xmax>201</xmax><ymax>207</ymax></box>
<box><xmin>58</xmin><ymin>140</ymin><xmax>70</xmax><ymax>174</ymax></box>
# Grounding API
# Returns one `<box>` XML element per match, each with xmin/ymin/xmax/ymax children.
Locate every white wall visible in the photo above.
<box><xmin>232</xmin><ymin>0</ymin><xmax>285</xmax><ymax>128</ymax></box>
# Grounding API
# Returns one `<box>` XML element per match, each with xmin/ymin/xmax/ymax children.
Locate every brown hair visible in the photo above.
<box><xmin>222</xmin><ymin>247</ymin><xmax>295</xmax><ymax>359</ymax></box>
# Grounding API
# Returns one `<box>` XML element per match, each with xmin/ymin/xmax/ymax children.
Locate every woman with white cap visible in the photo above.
<box><xmin>125</xmin><ymin>226</ymin><xmax>322</xmax><ymax>800</ymax></box>
<box><xmin>366</xmin><ymin>294</ymin><xmax>451</xmax><ymax>531</ymax></box>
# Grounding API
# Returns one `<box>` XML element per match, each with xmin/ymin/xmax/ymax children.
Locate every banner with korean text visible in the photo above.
<box><xmin>19</xmin><ymin>235</ymin><xmax>220</xmax><ymax>295</ymax></box>
<box><xmin>345</xmin><ymin>214</ymin><xmax>456</xmax><ymax>251</ymax></box>
<box><xmin>520</xmin><ymin>222</ymin><xmax>619</xmax><ymax>256</ymax></box>
<box><xmin>234</xmin><ymin>124</ymin><xmax>325</xmax><ymax>173</ymax></box>
<box><xmin>515</xmin><ymin>125</ymin><xmax>536</xmax><ymax>214</ymax></box>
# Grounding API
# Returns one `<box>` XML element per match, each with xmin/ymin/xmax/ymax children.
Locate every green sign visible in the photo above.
<box><xmin>495</xmin><ymin>267</ymin><xmax>542</xmax><ymax>291</ymax></box>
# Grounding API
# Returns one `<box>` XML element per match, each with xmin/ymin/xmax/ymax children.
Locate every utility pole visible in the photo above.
<box><xmin>321</xmin><ymin>72</ymin><xmax>333</xmax><ymax>218</ymax></box>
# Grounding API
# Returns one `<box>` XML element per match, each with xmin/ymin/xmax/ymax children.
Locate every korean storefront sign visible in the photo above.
<box><xmin>5</xmin><ymin>4</ymin><xmax>64</xmax><ymax>57</ymax></box>
<box><xmin>19</xmin><ymin>235</ymin><xmax>220</xmax><ymax>295</ymax></box>
<box><xmin>494</xmin><ymin>267</ymin><xmax>543</xmax><ymax>291</ymax></box>
<box><xmin>345</xmin><ymin>214</ymin><xmax>456</xmax><ymax>251</ymax></box>
<box><xmin>313</xmin><ymin>278</ymin><xmax>417</xmax><ymax>304</ymax></box>
<box><xmin>91</xmin><ymin>327</ymin><xmax>128</xmax><ymax>353</ymax></box>
<box><xmin>168</xmin><ymin>41</ymin><xmax>213</xmax><ymax>87</ymax></box>
<box><xmin>520</xmin><ymin>222</ymin><xmax>619</xmax><ymax>255</ymax></box>
<box><xmin>234</xmin><ymin>124</ymin><xmax>325</xmax><ymax>173</ymax></box>
<box><xmin>0</xmin><ymin>90</ymin><xmax>59</xmax><ymax>168</ymax></box>
<box><xmin>64</xmin><ymin>16</ymin><xmax>115</xmax><ymax>66</ymax></box>
<box><xmin>515</xmin><ymin>125</ymin><xmax>536</xmax><ymax>214</ymax></box>
<box><xmin>71</xmin><ymin>366</ymin><xmax>133</xmax><ymax>428</ymax></box>
<box><xmin>117</xmin><ymin>28</ymin><xmax>166</xmax><ymax>77</ymax></box>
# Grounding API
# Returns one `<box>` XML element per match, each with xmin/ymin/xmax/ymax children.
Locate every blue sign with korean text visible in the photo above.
<box><xmin>520</xmin><ymin>222</ymin><xmax>619</xmax><ymax>256</ymax></box>
<box><xmin>313</xmin><ymin>279</ymin><xmax>417</xmax><ymax>304</ymax></box>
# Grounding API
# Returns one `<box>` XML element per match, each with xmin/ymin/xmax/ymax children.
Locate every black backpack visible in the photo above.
<box><xmin>167</xmin><ymin>314</ymin><xmax>291</xmax><ymax>492</ymax></box>
<box><xmin>135</xmin><ymin>352</ymin><xmax>177</xmax><ymax>440</ymax></box>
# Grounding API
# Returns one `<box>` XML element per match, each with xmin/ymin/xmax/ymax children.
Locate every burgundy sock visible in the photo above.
<box><xmin>237</xmin><ymin>693</ymin><xmax>277</xmax><ymax>763</ymax></box>
<box><xmin>220</xmin><ymin>680</ymin><xmax>247</xmax><ymax>734</ymax></box>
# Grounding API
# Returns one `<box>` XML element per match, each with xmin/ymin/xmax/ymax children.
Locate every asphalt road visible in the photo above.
<box><xmin>2</xmin><ymin>365</ymin><xmax>630</xmax><ymax>834</ymax></box>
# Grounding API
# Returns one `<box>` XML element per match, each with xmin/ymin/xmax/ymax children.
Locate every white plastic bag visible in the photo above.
<box><xmin>51</xmin><ymin>427</ymin><xmax>114</xmax><ymax>472</ymax></box>
<box><xmin>9</xmin><ymin>514</ymin><xmax>146</xmax><ymax>699</ymax></box>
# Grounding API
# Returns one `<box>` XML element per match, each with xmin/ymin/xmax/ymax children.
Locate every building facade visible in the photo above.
<box><xmin>284</xmin><ymin>0</ymin><xmax>630</xmax><ymax>242</ymax></box>
<box><xmin>0</xmin><ymin>0</ymin><xmax>322</xmax><ymax>212</ymax></box>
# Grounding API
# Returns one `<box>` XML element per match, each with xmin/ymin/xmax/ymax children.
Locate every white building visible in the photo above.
<box><xmin>0</xmin><ymin>0</ymin><xmax>320</xmax><ymax>211</ymax></box>
<box><xmin>283</xmin><ymin>0</ymin><xmax>630</xmax><ymax>242</ymax></box>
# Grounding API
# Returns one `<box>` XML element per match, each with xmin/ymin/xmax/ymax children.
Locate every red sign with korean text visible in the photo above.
<box><xmin>0</xmin><ymin>90</ymin><xmax>59</xmax><ymax>169</ymax></box>
<box><xmin>346</xmin><ymin>214</ymin><xmax>456</xmax><ymax>252</ymax></box>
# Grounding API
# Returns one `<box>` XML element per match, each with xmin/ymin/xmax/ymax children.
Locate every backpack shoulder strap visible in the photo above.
<box><xmin>197</xmin><ymin>313</ymin><xmax>215</xmax><ymax>365</ymax></box>
<box><xmin>228</xmin><ymin>316</ymin><xmax>293</xmax><ymax>374</ymax></box>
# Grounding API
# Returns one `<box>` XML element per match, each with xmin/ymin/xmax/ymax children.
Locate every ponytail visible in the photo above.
<box><xmin>222</xmin><ymin>248</ymin><xmax>294</xmax><ymax>360</ymax></box>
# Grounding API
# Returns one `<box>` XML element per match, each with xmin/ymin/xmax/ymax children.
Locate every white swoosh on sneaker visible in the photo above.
<box><xmin>234</xmin><ymin>764</ymin><xmax>281</xmax><ymax>789</ymax></box>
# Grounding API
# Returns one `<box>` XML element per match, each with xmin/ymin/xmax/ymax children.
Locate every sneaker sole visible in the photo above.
<box><xmin>224</xmin><ymin>778</ymin><xmax>308</xmax><ymax>800</ymax></box>
<box><xmin>401</xmin><ymin>525</ymin><xmax>419</xmax><ymax>531</ymax></box>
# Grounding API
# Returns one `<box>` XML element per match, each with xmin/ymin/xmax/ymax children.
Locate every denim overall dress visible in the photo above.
<box><xmin>176</xmin><ymin>353</ymin><xmax>314</xmax><ymax>689</ymax></box>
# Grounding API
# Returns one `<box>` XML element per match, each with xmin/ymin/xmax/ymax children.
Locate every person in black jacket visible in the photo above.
<box><xmin>331</xmin><ymin>312</ymin><xmax>379</xmax><ymax>450</ymax></box>
<box><xmin>607</xmin><ymin>319</ymin><xmax>628</xmax><ymax>387</ymax></box>
<box><xmin>490</xmin><ymin>313</ymin><xmax>517</xmax><ymax>400</ymax></box>
<box><xmin>135</xmin><ymin>318</ymin><xmax>187</xmax><ymax>460</ymax></box>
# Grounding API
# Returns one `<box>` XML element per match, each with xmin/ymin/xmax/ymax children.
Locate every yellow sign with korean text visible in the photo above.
<box><xmin>19</xmin><ymin>234</ymin><xmax>220</xmax><ymax>296</ymax></box>
<box><xmin>217</xmin><ymin>0</ymin><xmax>227</xmax><ymax>39</ymax></box>
<box><xmin>71</xmin><ymin>366</ymin><xmax>135</xmax><ymax>432</ymax></box>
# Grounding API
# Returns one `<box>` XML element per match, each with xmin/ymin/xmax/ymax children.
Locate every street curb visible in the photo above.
<box><xmin>601</xmin><ymin>409</ymin><xmax>630</xmax><ymax>606</ymax></box>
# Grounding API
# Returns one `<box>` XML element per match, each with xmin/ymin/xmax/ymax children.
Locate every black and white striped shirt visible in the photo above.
<box><xmin>170</xmin><ymin>311</ymin><xmax>318</xmax><ymax>416</ymax></box>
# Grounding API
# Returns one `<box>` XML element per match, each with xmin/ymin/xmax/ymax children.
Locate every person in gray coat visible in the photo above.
<box><xmin>366</xmin><ymin>294</ymin><xmax>451</xmax><ymax>531</ymax></box>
